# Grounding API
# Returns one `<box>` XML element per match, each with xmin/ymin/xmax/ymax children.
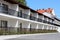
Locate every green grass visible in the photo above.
<box><xmin>0</xmin><ymin>29</ymin><xmax>58</xmax><ymax>35</ymax></box>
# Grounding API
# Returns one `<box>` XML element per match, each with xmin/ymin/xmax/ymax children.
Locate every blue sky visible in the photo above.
<box><xmin>26</xmin><ymin>0</ymin><xmax>60</xmax><ymax>18</ymax></box>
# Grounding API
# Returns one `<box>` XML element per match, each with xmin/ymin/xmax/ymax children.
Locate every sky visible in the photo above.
<box><xmin>26</xmin><ymin>0</ymin><xmax>60</xmax><ymax>18</ymax></box>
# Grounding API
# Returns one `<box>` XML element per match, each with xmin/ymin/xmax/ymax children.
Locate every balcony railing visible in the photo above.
<box><xmin>43</xmin><ymin>20</ymin><xmax>48</xmax><ymax>23</ymax></box>
<box><xmin>22</xmin><ymin>13</ymin><xmax>29</xmax><ymax>19</ymax></box>
<box><xmin>37</xmin><ymin>18</ymin><xmax>43</xmax><ymax>22</ymax></box>
<box><xmin>17</xmin><ymin>12</ymin><xmax>29</xmax><ymax>19</ymax></box>
<box><xmin>30</xmin><ymin>16</ymin><xmax>37</xmax><ymax>21</ymax></box>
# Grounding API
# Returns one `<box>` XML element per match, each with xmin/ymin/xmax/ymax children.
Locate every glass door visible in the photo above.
<box><xmin>2</xmin><ymin>4</ymin><xmax>8</xmax><ymax>14</ymax></box>
<box><xmin>18</xmin><ymin>10</ymin><xmax>22</xmax><ymax>17</ymax></box>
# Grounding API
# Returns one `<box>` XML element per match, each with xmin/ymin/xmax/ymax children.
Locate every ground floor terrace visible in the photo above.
<box><xmin>0</xmin><ymin>14</ymin><xmax>58</xmax><ymax>35</ymax></box>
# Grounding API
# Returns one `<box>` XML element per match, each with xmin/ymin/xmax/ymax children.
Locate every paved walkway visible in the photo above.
<box><xmin>0</xmin><ymin>33</ymin><xmax>58</xmax><ymax>40</ymax></box>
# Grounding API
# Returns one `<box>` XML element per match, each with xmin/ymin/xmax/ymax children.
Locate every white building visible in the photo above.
<box><xmin>37</xmin><ymin>8</ymin><xmax>60</xmax><ymax>32</ymax></box>
<box><xmin>0</xmin><ymin>0</ymin><xmax>59</xmax><ymax>34</ymax></box>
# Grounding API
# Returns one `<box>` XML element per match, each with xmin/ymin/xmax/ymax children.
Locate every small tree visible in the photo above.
<box><xmin>17</xmin><ymin>0</ymin><xmax>27</xmax><ymax>6</ymax></box>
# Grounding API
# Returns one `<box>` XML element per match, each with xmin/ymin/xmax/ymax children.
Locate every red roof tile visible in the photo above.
<box><xmin>37</xmin><ymin>8</ymin><xmax>53</xmax><ymax>15</ymax></box>
<box><xmin>37</xmin><ymin>9</ymin><xmax>45</xmax><ymax>14</ymax></box>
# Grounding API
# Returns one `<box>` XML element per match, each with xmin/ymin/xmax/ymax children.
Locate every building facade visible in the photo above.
<box><xmin>54</xmin><ymin>17</ymin><xmax>60</xmax><ymax>32</ymax></box>
<box><xmin>37</xmin><ymin>8</ymin><xmax>60</xmax><ymax>32</ymax></box>
<box><xmin>0</xmin><ymin>0</ymin><xmax>59</xmax><ymax>34</ymax></box>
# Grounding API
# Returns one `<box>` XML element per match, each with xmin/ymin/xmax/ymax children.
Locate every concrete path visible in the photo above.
<box><xmin>0</xmin><ymin>33</ymin><xmax>59</xmax><ymax>40</ymax></box>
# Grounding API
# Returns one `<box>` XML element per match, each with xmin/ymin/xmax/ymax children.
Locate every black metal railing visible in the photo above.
<box><xmin>37</xmin><ymin>18</ymin><xmax>43</xmax><ymax>22</ymax></box>
<box><xmin>22</xmin><ymin>13</ymin><xmax>29</xmax><ymax>19</ymax></box>
<box><xmin>30</xmin><ymin>15</ymin><xmax>37</xmax><ymax>21</ymax></box>
<box><xmin>17</xmin><ymin>12</ymin><xmax>30</xmax><ymax>19</ymax></box>
<box><xmin>43</xmin><ymin>20</ymin><xmax>48</xmax><ymax>23</ymax></box>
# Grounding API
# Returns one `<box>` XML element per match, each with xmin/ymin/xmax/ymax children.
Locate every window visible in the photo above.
<box><xmin>0</xmin><ymin>20</ymin><xmax>8</xmax><ymax>28</ymax></box>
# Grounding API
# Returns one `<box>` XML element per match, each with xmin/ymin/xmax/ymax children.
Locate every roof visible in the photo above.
<box><xmin>37</xmin><ymin>8</ymin><xmax>53</xmax><ymax>15</ymax></box>
<box><xmin>4</xmin><ymin>0</ymin><xmax>19</xmax><ymax>4</ymax></box>
<box><xmin>46</xmin><ymin>8</ymin><xmax>52</xmax><ymax>13</ymax></box>
<box><xmin>37</xmin><ymin>9</ymin><xmax>45</xmax><ymax>14</ymax></box>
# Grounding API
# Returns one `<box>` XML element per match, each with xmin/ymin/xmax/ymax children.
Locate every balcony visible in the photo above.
<box><xmin>0</xmin><ymin>6</ymin><xmax>17</xmax><ymax>16</ymax></box>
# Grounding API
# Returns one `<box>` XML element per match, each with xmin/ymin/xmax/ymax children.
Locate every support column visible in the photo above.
<box><xmin>36</xmin><ymin>24</ymin><xmax>38</xmax><ymax>32</ymax></box>
<box><xmin>47</xmin><ymin>25</ymin><xmax>49</xmax><ymax>30</ymax></box>
<box><xmin>28</xmin><ymin>9</ymin><xmax>31</xmax><ymax>15</ymax></box>
<box><xmin>42</xmin><ymin>25</ymin><xmax>44</xmax><ymax>30</ymax></box>
<box><xmin>15</xmin><ymin>20</ymin><xmax>19</xmax><ymax>33</ymax></box>
<box><xmin>27</xmin><ymin>23</ymin><xmax>31</xmax><ymax>32</ymax></box>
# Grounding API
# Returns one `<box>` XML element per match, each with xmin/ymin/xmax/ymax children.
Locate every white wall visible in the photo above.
<box><xmin>44</xmin><ymin>25</ymin><xmax>47</xmax><ymax>29</ymax></box>
<box><xmin>38</xmin><ymin>24</ymin><xmax>43</xmax><ymax>29</ymax></box>
<box><xmin>22</xmin><ymin>21</ymin><xmax>29</xmax><ymax>28</ymax></box>
<box><xmin>47</xmin><ymin>26</ymin><xmax>52</xmax><ymax>30</ymax></box>
<box><xmin>43</xmin><ymin>12</ymin><xmax>54</xmax><ymax>18</ymax></box>
<box><xmin>31</xmin><ymin>12</ymin><xmax>37</xmax><ymax>17</ymax></box>
<box><xmin>38</xmin><ymin>14</ymin><xmax>44</xmax><ymax>20</ymax></box>
<box><xmin>24</xmin><ymin>9</ymin><xmax>30</xmax><ymax>15</ymax></box>
<box><xmin>30</xmin><ymin>23</ymin><xmax>37</xmax><ymax>29</ymax></box>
